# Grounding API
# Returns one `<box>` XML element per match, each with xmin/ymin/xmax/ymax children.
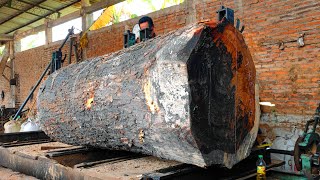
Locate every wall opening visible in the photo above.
<box><xmin>91</xmin><ymin>0</ymin><xmax>185</xmax><ymax>29</ymax></box>
<box><xmin>20</xmin><ymin>31</ymin><xmax>45</xmax><ymax>51</ymax></box>
<box><xmin>0</xmin><ymin>46</ymin><xmax>4</xmax><ymax>56</ymax></box>
<box><xmin>52</xmin><ymin>17</ymin><xmax>82</xmax><ymax>42</ymax></box>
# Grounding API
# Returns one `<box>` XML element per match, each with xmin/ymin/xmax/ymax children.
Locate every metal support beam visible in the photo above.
<box><xmin>5</xmin><ymin>0</ymin><xmax>81</xmax><ymax>34</ymax></box>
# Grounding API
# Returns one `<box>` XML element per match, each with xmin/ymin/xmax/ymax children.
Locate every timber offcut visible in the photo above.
<box><xmin>37</xmin><ymin>20</ymin><xmax>258</xmax><ymax>168</ymax></box>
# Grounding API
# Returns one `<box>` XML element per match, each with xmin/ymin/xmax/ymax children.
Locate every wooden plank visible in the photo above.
<box><xmin>84</xmin><ymin>0</ymin><xmax>124</xmax><ymax>14</ymax></box>
<box><xmin>0</xmin><ymin>44</ymin><xmax>9</xmax><ymax>75</ymax></box>
<box><xmin>0</xmin><ymin>34</ymin><xmax>13</xmax><ymax>41</ymax></box>
<box><xmin>37</xmin><ymin>20</ymin><xmax>258</xmax><ymax>168</ymax></box>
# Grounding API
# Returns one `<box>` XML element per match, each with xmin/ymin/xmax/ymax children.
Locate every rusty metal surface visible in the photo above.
<box><xmin>0</xmin><ymin>131</ymin><xmax>50</xmax><ymax>144</ymax></box>
<box><xmin>37</xmin><ymin>20</ymin><xmax>257</xmax><ymax>168</ymax></box>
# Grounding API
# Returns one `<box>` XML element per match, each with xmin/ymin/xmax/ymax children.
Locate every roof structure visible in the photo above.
<box><xmin>0</xmin><ymin>0</ymin><xmax>101</xmax><ymax>35</ymax></box>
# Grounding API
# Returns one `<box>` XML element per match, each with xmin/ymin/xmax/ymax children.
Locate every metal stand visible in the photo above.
<box><xmin>13</xmin><ymin>27</ymin><xmax>77</xmax><ymax>120</ymax></box>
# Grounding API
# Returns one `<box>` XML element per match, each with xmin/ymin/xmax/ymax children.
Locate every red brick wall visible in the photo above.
<box><xmin>196</xmin><ymin>0</ymin><xmax>320</xmax><ymax>115</ymax></box>
<box><xmin>1</xmin><ymin>0</ymin><xmax>319</xmax><ymax>118</ymax></box>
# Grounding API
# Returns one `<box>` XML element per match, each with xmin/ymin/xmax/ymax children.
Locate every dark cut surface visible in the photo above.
<box><xmin>188</xmin><ymin>26</ymin><xmax>236</xmax><ymax>154</ymax></box>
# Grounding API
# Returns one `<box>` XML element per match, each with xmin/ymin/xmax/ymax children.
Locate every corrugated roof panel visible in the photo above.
<box><xmin>58</xmin><ymin>7</ymin><xmax>78</xmax><ymax>17</ymax></box>
<box><xmin>0</xmin><ymin>6</ymin><xmax>20</xmax><ymax>15</ymax></box>
<box><xmin>0</xmin><ymin>26</ymin><xmax>12</xmax><ymax>33</ymax></box>
<box><xmin>0</xmin><ymin>0</ymin><xmax>103</xmax><ymax>35</ymax></box>
<box><xmin>14</xmin><ymin>14</ymin><xmax>40</xmax><ymax>21</ymax></box>
<box><xmin>41</xmin><ymin>0</ymin><xmax>76</xmax><ymax>9</ymax></box>
<box><xmin>1</xmin><ymin>21</ymin><xmax>25</xmax><ymax>29</ymax></box>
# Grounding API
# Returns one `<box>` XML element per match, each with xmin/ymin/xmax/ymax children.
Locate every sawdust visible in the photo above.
<box><xmin>84</xmin><ymin>156</ymin><xmax>181</xmax><ymax>180</ymax></box>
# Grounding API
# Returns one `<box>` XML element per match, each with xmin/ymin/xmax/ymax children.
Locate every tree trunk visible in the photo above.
<box><xmin>37</xmin><ymin>20</ymin><xmax>258</xmax><ymax>168</ymax></box>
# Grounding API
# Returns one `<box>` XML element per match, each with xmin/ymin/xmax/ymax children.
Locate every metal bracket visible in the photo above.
<box><xmin>216</xmin><ymin>6</ymin><xmax>234</xmax><ymax>25</ymax></box>
<box><xmin>124</xmin><ymin>30</ymin><xmax>136</xmax><ymax>48</ymax></box>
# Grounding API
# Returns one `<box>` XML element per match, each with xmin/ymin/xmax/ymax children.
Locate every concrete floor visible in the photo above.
<box><xmin>0</xmin><ymin>166</ymin><xmax>38</xmax><ymax>180</ymax></box>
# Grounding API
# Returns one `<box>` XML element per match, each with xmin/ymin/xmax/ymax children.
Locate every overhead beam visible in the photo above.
<box><xmin>13</xmin><ymin>24</ymin><xmax>45</xmax><ymax>40</ymax></box>
<box><xmin>84</xmin><ymin>0</ymin><xmax>124</xmax><ymax>14</ymax></box>
<box><xmin>48</xmin><ymin>11</ymin><xmax>80</xmax><ymax>28</ymax></box>
<box><xmin>0</xmin><ymin>34</ymin><xmax>13</xmax><ymax>41</ymax></box>
<box><xmin>4</xmin><ymin>0</ymin><xmax>81</xmax><ymax>34</ymax></box>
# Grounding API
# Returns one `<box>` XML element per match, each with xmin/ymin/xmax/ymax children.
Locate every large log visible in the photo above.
<box><xmin>37</xmin><ymin>20</ymin><xmax>258</xmax><ymax>168</ymax></box>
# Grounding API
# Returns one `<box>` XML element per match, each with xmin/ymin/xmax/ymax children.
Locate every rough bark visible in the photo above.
<box><xmin>37</xmin><ymin>20</ymin><xmax>257</xmax><ymax>168</ymax></box>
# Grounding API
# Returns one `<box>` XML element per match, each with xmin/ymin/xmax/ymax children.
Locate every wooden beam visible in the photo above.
<box><xmin>9</xmin><ymin>41</ymin><xmax>15</xmax><ymax>108</ymax></box>
<box><xmin>45</xmin><ymin>19</ymin><xmax>52</xmax><ymax>45</ymax></box>
<box><xmin>0</xmin><ymin>34</ymin><xmax>13</xmax><ymax>41</ymax></box>
<box><xmin>0</xmin><ymin>43</ymin><xmax>9</xmax><ymax>75</ymax></box>
<box><xmin>84</xmin><ymin>0</ymin><xmax>124</xmax><ymax>14</ymax></box>
<box><xmin>81</xmin><ymin>0</ymin><xmax>92</xmax><ymax>60</ymax></box>
<box><xmin>48</xmin><ymin>11</ymin><xmax>81</xmax><ymax>28</ymax></box>
<box><xmin>13</xmin><ymin>25</ymin><xmax>45</xmax><ymax>41</ymax></box>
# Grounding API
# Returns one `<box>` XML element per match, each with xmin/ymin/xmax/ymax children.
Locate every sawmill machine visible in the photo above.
<box><xmin>294</xmin><ymin>103</ymin><xmax>320</xmax><ymax>176</ymax></box>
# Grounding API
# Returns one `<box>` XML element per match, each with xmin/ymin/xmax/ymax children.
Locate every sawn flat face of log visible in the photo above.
<box><xmin>37</xmin><ymin>20</ymin><xmax>257</xmax><ymax>168</ymax></box>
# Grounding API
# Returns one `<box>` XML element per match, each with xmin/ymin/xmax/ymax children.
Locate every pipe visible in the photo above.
<box><xmin>59</xmin><ymin>27</ymin><xmax>74</xmax><ymax>51</ymax></box>
<box><xmin>68</xmin><ymin>37</ymin><xmax>73</xmax><ymax>64</ymax></box>
<box><xmin>13</xmin><ymin>62</ymin><xmax>51</xmax><ymax>120</ymax></box>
